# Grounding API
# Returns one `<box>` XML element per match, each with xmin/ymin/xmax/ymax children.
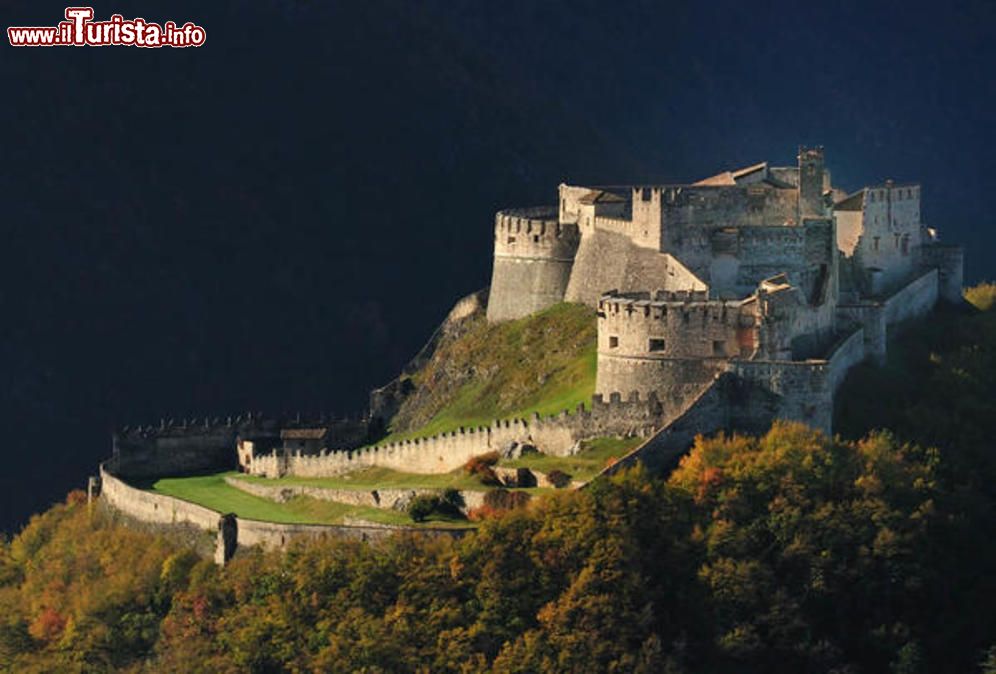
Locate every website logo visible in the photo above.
<box><xmin>8</xmin><ymin>7</ymin><xmax>206</xmax><ymax>48</ymax></box>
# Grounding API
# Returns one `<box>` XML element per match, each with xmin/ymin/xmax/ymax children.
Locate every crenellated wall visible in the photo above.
<box><xmin>247</xmin><ymin>393</ymin><xmax>674</xmax><ymax>479</ymax></box>
<box><xmin>486</xmin><ymin>208</ymin><xmax>580</xmax><ymax>322</ymax></box>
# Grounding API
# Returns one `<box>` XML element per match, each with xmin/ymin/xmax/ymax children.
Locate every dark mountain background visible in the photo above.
<box><xmin>0</xmin><ymin>0</ymin><xmax>993</xmax><ymax>532</ymax></box>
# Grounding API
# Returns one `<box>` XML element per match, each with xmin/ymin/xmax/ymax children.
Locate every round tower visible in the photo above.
<box><xmin>486</xmin><ymin>208</ymin><xmax>580</xmax><ymax>322</ymax></box>
<box><xmin>595</xmin><ymin>292</ymin><xmax>750</xmax><ymax>409</ymax></box>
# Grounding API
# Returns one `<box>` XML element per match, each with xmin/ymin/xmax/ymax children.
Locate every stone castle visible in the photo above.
<box><xmin>97</xmin><ymin>146</ymin><xmax>963</xmax><ymax>555</ymax></box>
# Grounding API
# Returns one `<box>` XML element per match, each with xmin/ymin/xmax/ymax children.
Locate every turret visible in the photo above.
<box><xmin>798</xmin><ymin>146</ymin><xmax>825</xmax><ymax>219</ymax></box>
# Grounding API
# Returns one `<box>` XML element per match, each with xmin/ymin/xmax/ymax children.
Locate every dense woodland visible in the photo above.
<box><xmin>1</xmin><ymin>287</ymin><xmax>995</xmax><ymax>673</ymax></box>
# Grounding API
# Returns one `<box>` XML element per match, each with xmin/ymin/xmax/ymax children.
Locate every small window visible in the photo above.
<box><xmin>713</xmin><ymin>340</ymin><xmax>726</xmax><ymax>356</ymax></box>
<box><xmin>641</xmin><ymin>187</ymin><xmax>652</xmax><ymax>202</ymax></box>
<box><xmin>901</xmin><ymin>235</ymin><xmax>910</xmax><ymax>255</ymax></box>
<box><xmin>873</xmin><ymin>236</ymin><xmax>880</xmax><ymax>251</ymax></box>
<box><xmin>609</xmin><ymin>335</ymin><xmax>619</xmax><ymax>349</ymax></box>
<box><xmin>506</xmin><ymin>236</ymin><xmax>516</xmax><ymax>244</ymax></box>
<box><xmin>533</xmin><ymin>234</ymin><xmax>540</xmax><ymax>243</ymax></box>
<box><xmin>649</xmin><ymin>338</ymin><xmax>666</xmax><ymax>352</ymax></box>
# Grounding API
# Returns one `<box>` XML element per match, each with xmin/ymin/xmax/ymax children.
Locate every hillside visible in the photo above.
<box><xmin>378</xmin><ymin>301</ymin><xmax>597</xmax><ymax>441</ymax></box>
<box><xmin>0</xmin><ymin>291</ymin><xmax>993</xmax><ymax>671</ymax></box>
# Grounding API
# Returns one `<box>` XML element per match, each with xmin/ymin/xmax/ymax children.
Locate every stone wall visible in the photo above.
<box><xmin>563</xmin><ymin>228</ymin><xmax>702</xmax><ymax>307</ymax></box>
<box><xmin>724</xmin><ymin>359</ymin><xmax>833</xmax><ymax>434</ymax></box>
<box><xmin>826</xmin><ymin>327</ymin><xmax>867</xmax><ymax>394</ymax></box>
<box><xmin>920</xmin><ymin>243</ymin><xmax>964</xmax><ymax>302</ymax></box>
<box><xmin>248</xmin><ymin>394</ymin><xmax>670</xmax><ymax>480</ymax></box>
<box><xmin>113</xmin><ymin>423</ymin><xmax>238</xmax><ymax>479</ymax></box>
<box><xmin>99</xmin><ymin>464</ymin><xmax>468</xmax><ymax>561</ymax></box>
<box><xmin>882</xmin><ymin>269</ymin><xmax>938</xmax><ymax>325</ymax></box>
<box><xmin>223</xmin><ymin>475</ymin><xmax>486</xmax><ymax>513</ymax></box>
<box><xmin>100</xmin><ymin>464</ymin><xmax>222</xmax><ymax>530</ymax></box>
<box><xmin>486</xmin><ymin>208</ymin><xmax>580</xmax><ymax>322</ymax></box>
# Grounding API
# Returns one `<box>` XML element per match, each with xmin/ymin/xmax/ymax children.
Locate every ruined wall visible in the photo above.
<box><xmin>486</xmin><ymin>208</ymin><xmax>580</xmax><ymax>322</ymax></box>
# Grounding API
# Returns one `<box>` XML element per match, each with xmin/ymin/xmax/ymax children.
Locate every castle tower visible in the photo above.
<box><xmin>630</xmin><ymin>187</ymin><xmax>663</xmax><ymax>249</ymax></box>
<box><xmin>798</xmin><ymin>146</ymin><xmax>826</xmax><ymax>219</ymax></box>
<box><xmin>486</xmin><ymin>208</ymin><xmax>581</xmax><ymax>322</ymax></box>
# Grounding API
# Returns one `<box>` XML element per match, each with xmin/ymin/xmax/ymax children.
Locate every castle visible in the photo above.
<box><xmin>96</xmin><ymin>146</ymin><xmax>963</xmax><ymax>556</ymax></box>
<box><xmin>486</xmin><ymin>146</ymin><xmax>962</xmax><ymax>435</ymax></box>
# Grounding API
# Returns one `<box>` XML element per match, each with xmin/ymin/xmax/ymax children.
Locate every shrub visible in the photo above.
<box><xmin>407</xmin><ymin>490</ymin><xmax>467</xmax><ymax>522</ymax></box>
<box><xmin>407</xmin><ymin>494</ymin><xmax>440</xmax><ymax>523</ymax></box>
<box><xmin>465</xmin><ymin>451</ymin><xmax>502</xmax><ymax>486</ymax></box>
<box><xmin>965</xmin><ymin>282</ymin><xmax>996</xmax><ymax>311</ymax></box>
<box><xmin>437</xmin><ymin>488</ymin><xmax>466</xmax><ymax>517</ymax></box>
<box><xmin>468</xmin><ymin>490</ymin><xmax>531</xmax><ymax>521</ymax></box>
<box><xmin>545</xmin><ymin>469</ymin><xmax>572</xmax><ymax>488</ymax></box>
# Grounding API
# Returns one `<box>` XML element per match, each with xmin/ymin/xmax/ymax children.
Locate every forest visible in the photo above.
<box><xmin>1</xmin><ymin>286</ymin><xmax>994</xmax><ymax>673</ymax></box>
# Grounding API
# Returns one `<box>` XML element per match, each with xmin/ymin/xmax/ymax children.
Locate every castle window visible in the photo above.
<box><xmin>641</xmin><ymin>187</ymin><xmax>652</xmax><ymax>202</ymax></box>
<box><xmin>507</xmin><ymin>236</ymin><xmax>516</xmax><ymax>244</ymax></box>
<box><xmin>533</xmin><ymin>234</ymin><xmax>540</xmax><ymax>243</ymax></box>
<box><xmin>609</xmin><ymin>335</ymin><xmax>619</xmax><ymax>349</ymax></box>
<box><xmin>873</xmin><ymin>236</ymin><xmax>880</xmax><ymax>251</ymax></box>
<box><xmin>648</xmin><ymin>338</ymin><xmax>666</xmax><ymax>352</ymax></box>
<box><xmin>713</xmin><ymin>340</ymin><xmax>726</xmax><ymax>356</ymax></box>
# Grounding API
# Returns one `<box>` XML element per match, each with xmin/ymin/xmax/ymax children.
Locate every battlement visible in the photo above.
<box><xmin>494</xmin><ymin>209</ymin><xmax>580</xmax><ymax>258</ymax></box>
<box><xmin>598</xmin><ymin>291</ymin><xmax>748</xmax><ymax>317</ymax></box>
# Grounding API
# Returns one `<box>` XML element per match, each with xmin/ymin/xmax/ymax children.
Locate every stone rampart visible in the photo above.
<box><xmin>99</xmin><ymin>464</ymin><xmax>469</xmax><ymax>562</ymax></box>
<box><xmin>826</xmin><ymin>327</ymin><xmax>866</xmax><ymax>393</ymax></box>
<box><xmin>248</xmin><ymin>394</ymin><xmax>670</xmax><ymax>479</ymax></box>
<box><xmin>100</xmin><ymin>464</ymin><xmax>221</xmax><ymax>530</ymax></box>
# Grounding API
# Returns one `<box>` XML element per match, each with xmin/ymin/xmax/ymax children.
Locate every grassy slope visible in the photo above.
<box><xmin>502</xmin><ymin>436</ymin><xmax>644</xmax><ymax>481</ymax></box>
<box><xmin>149</xmin><ymin>473</ymin><xmax>472</xmax><ymax>528</ymax></box>
<box><xmin>383</xmin><ymin>302</ymin><xmax>596</xmax><ymax>441</ymax></box>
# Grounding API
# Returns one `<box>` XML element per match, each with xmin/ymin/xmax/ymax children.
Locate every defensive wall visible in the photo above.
<box><xmin>222</xmin><ymin>476</ymin><xmax>488</xmax><ymax>513</ymax></box>
<box><xmin>563</xmin><ymin>227</ymin><xmax>701</xmax><ymax>306</ymax></box>
<box><xmin>112</xmin><ymin>414</ymin><xmax>372</xmax><ymax>480</ymax></box>
<box><xmin>97</xmin><ymin>464</ymin><xmax>467</xmax><ymax>564</ymax></box>
<box><xmin>486</xmin><ymin>208</ymin><xmax>580</xmax><ymax>322</ymax></box>
<box><xmin>246</xmin><ymin>393</ymin><xmax>669</xmax><ymax>479</ymax></box>
<box><xmin>838</xmin><ymin>268</ymin><xmax>939</xmax><ymax>364</ymax></box>
<box><xmin>601</xmin><ymin>323</ymin><xmax>868</xmax><ymax>475</ymax></box>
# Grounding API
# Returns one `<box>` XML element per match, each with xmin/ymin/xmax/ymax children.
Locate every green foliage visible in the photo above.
<box><xmin>3</xmin><ymin>293</ymin><xmax>995</xmax><ymax>672</ymax></box>
<box><xmin>965</xmin><ymin>282</ymin><xmax>996</xmax><ymax>311</ymax></box>
<box><xmin>408</xmin><ymin>490</ymin><xmax>467</xmax><ymax>523</ymax></box>
<box><xmin>385</xmin><ymin>302</ymin><xmax>597</xmax><ymax>440</ymax></box>
<box><xmin>407</xmin><ymin>494</ymin><xmax>440</xmax><ymax>523</ymax></box>
<box><xmin>545</xmin><ymin>469</ymin><xmax>572</xmax><ymax>488</ymax></box>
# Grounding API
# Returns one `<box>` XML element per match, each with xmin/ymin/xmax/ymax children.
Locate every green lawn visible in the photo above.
<box><xmin>232</xmin><ymin>466</ymin><xmax>487</xmax><ymax>492</ymax></box>
<box><xmin>501</xmin><ymin>436</ymin><xmax>645</xmax><ymax>482</ymax></box>
<box><xmin>148</xmin><ymin>473</ymin><xmax>473</xmax><ymax>528</ymax></box>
